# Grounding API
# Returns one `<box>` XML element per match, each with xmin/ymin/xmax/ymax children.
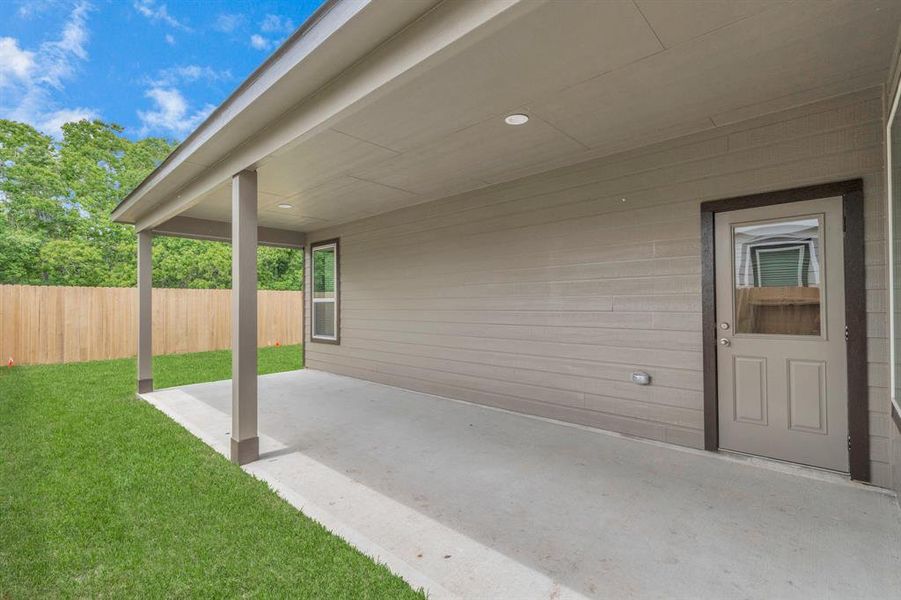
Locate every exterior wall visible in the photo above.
<box><xmin>305</xmin><ymin>87</ymin><xmax>893</xmax><ymax>487</ymax></box>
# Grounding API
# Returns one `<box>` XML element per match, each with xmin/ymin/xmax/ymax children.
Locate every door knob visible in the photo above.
<box><xmin>719</xmin><ymin>338</ymin><xmax>731</xmax><ymax>346</ymax></box>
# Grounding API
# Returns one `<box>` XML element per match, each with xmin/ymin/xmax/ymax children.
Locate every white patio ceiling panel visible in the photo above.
<box><xmin>169</xmin><ymin>0</ymin><xmax>900</xmax><ymax>232</ymax></box>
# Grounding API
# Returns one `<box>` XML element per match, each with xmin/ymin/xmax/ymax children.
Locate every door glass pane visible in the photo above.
<box><xmin>733</xmin><ymin>217</ymin><xmax>822</xmax><ymax>335</ymax></box>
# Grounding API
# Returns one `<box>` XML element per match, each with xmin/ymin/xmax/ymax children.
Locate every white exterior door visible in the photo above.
<box><xmin>715</xmin><ymin>197</ymin><xmax>848</xmax><ymax>472</ymax></box>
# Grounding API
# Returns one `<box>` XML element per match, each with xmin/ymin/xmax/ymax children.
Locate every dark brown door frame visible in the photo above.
<box><xmin>700</xmin><ymin>179</ymin><xmax>869</xmax><ymax>482</ymax></box>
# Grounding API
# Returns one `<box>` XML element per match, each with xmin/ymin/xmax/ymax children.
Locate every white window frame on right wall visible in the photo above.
<box><xmin>886</xmin><ymin>77</ymin><xmax>901</xmax><ymax>419</ymax></box>
<box><xmin>310</xmin><ymin>239</ymin><xmax>339</xmax><ymax>344</ymax></box>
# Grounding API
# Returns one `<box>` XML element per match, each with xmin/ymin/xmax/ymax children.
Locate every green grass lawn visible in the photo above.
<box><xmin>0</xmin><ymin>345</ymin><xmax>424</xmax><ymax>599</ymax></box>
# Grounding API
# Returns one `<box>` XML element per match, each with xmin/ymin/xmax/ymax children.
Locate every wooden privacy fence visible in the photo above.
<box><xmin>0</xmin><ymin>285</ymin><xmax>303</xmax><ymax>365</ymax></box>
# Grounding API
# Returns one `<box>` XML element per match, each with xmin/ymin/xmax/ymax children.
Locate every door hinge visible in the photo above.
<box><xmin>848</xmin><ymin>434</ymin><xmax>852</xmax><ymax>451</ymax></box>
<box><xmin>844</xmin><ymin>326</ymin><xmax>849</xmax><ymax>341</ymax></box>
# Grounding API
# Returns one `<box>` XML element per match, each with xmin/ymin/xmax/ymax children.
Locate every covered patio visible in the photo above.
<box><xmin>114</xmin><ymin>1</ymin><xmax>901</xmax><ymax>596</ymax></box>
<box><xmin>143</xmin><ymin>369</ymin><xmax>901</xmax><ymax>599</ymax></box>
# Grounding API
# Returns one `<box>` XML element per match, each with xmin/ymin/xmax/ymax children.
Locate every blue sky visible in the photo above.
<box><xmin>0</xmin><ymin>0</ymin><xmax>323</xmax><ymax>139</ymax></box>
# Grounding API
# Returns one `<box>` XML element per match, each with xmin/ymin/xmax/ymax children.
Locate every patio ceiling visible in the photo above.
<box><xmin>113</xmin><ymin>0</ymin><xmax>901</xmax><ymax>233</ymax></box>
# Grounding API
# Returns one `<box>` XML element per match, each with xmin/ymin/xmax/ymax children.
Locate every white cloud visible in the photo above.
<box><xmin>39</xmin><ymin>0</ymin><xmax>91</xmax><ymax>88</ymax></box>
<box><xmin>0</xmin><ymin>37</ymin><xmax>35</xmax><ymax>88</ymax></box>
<box><xmin>134</xmin><ymin>64</ymin><xmax>230</xmax><ymax>138</ymax></box>
<box><xmin>250</xmin><ymin>14</ymin><xmax>294</xmax><ymax>52</ymax></box>
<box><xmin>15</xmin><ymin>0</ymin><xmax>71</xmax><ymax>19</ymax></box>
<box><xmin>165</xmin><ymin>33</ymin><xmax>175</xmax><ymax>45</ymax></box>
<box><xmin>16</xmin><ymin>0</ymin><xmax>63</xmax><ymax>19</ymax></box>
<box><xmin>213</xmin><ymin>13</ymin><xmax>243</xmax><ymax>33</ymax></box>
<box><xmin>133</xmin><ymin>0</ymin><xmax>190</xmax><ymax>31</ymax></box>
<box><xmin>249</xmin><ymin>34</ymin><xmax>271</xmax><ymax>51</ymax></box>
<box><xmin>260</xmin><ymin>14</ymin><xmax>294</xmax><ymax>34</ymax></box>
<box><xmin>0</xmin><ymin>2</ymin><xmax>99</xmax><ymax>138</ymax></box>
<box><xmin>137</xmin><ymin>87</ymin><xmax>213</xmax><ymax>137</ymax></box>
<box><xmin>38</xmin><ymin>107</ymin><xmax>100</xmax><ymax>134</ymax></box>
<box><xmin>147</xmin><ymin>64</ymin><xmax>232</xmax><ymax>87</ymax></box>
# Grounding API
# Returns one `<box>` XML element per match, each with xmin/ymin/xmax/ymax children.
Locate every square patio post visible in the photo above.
<box><xmin>137</xmin><ymin>230</ymin><xmax>153</xmax><ymax>393</ymax></box>
<box><xmin>231</xmin><ymin>170</ymin><xmax>259</xmax><ymax>464</ymax></box>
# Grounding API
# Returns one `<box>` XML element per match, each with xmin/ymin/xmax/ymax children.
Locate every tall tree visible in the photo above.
<box><xmin>0</xmin><ymin>119</ymin><xmax>302</xmax><ymax>290</ymax></box>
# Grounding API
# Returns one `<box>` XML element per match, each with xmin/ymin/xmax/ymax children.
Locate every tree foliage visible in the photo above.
<box><xmin>0</xmin><ymin>119</ymin><xmax>302</xmax><ymax>289</ymax></box>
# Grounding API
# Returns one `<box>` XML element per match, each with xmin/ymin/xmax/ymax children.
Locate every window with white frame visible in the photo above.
<box><xmin>888</xmin><ymin>82</ymin><xmax>901</xmax><ymax>419</ymax></box>
<box><xmin>311</xmin><ymin>240</ymin><xmax>339</xmax><ymax>342</ymax></box>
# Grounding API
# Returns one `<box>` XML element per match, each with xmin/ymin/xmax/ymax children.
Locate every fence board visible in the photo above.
<box><xmin>0</xmin><ymin>285</ymin><xmax>302</xmax><ymax>365</ymax></box>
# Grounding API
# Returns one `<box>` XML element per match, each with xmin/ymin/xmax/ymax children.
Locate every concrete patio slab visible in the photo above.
<box><xmin>142</xmin><ymin>369</ymin><xmax>901</xmax><ymax>599</ymax></box>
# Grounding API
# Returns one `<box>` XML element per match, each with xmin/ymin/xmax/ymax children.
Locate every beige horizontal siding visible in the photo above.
<box><xmin>305</xmin><ymin>87</ymin><xmax>892</xmax><ymax>487</ymax></box>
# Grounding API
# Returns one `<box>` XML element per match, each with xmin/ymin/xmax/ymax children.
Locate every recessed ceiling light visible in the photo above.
<box><xmin>504</xmin><ymin>113</ymin><xmax>529</xmax><ymax>126</ymax></box>
<box><xmin>277</xmin><ymin>203</ymin><xmax>293</xmax><ymax>209</ymax></box>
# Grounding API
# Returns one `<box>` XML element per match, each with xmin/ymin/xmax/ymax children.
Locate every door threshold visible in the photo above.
<box><xmin>716</xmin><ymin>449</ymin><xmax>890</xmax><ymax>493</ymax></box>
<box><xmin>720</xmin><ymin>449</ymin><xmax>845</xmax><ymax>476</ymax></box>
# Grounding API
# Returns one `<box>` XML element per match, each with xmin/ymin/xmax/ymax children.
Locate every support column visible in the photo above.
<box><xmin>231</xmin><ymin>170</ymin><xmax>259</xmax><ymax>465</ymax></box>
<box><xmin>137</xmin><ymin>230</ymin><xmax>153</xmax><ymax>393</ymax></box>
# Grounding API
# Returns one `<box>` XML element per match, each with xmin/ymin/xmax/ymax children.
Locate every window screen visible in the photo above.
<box><xmin>311</xmin><ymin>242</ymin><xmax>338</xmax><ymax>341</ymax></box>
